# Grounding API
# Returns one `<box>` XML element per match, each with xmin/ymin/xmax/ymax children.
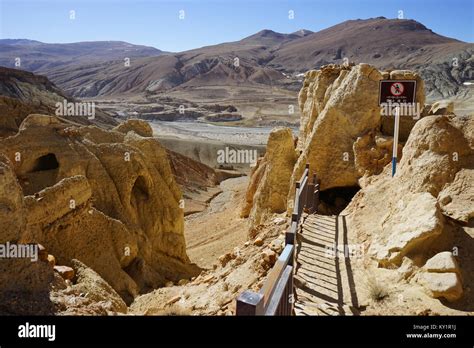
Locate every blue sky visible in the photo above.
<box><xmin>1</xmin><ymin>0</ymin><xmax>473</xmax><ymax>52</ymax></box>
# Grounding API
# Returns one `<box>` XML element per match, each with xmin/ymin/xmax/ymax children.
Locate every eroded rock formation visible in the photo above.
<box><xmin>346</xmin><ymin>114</ymin><xmax>473</xmax><ymax>301</ymax></box>
<box><xmin>242</xmin><ymin>63</ymin><xmax>472</xmax><ymax>307</ymax></box>
<box><xmin>0</xmin><ymin>115</ymin><xmax>199</xmax><ymax>307</ymax></box>
<box><xmin>291</xmin><ymin>64</ymin><xmax>426</xmax><ymax>194</ymax></box>
<box><xmin>241</xmin><ymin>127</ymin><xmax>297</xmax><ymax>232</ymax></box>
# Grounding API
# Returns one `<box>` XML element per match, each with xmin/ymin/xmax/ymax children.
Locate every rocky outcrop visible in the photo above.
<box><xmin>438</xmin><ymin>169</ymin><xmax>474</xmax><ymax>223</ymax></box>
<box><xmin>293</xmin><ymin>64</ymin><xmax>472</xmax><ymax>309</ymax></box>
<box><xmin>241</xmin><ymin>127</ymin><xmax>296</xmax><ymax>231</ymax></box>
<box><xmin>428</xmin><ymin>100</ymin><xmax>454</xmax><ymax>116</ymax></box>
<box><xmin>353</xmin><ymin>132</ymin><xmax>402</xmax><ymax>178</ymax></box>
<box><xmin>423</xmin><ymin>252</ymin><xmax>461</xmax><ymax>275</ymax></box>
<box><xmin>368</xmin><ymin>192</ymin><xmax>445</xmax><ymax>266</ymax></box>
<box><xmin>71</xmin><ymin>259</ymin><xmax>128</xmax><ymax>313</ymax></box>
<box><xmin>0</xmin><ymin>114</ymin><xmax>199</xmax><ymax>306</ymax></box>
<box><xmin>291</xmin><ymin>64</ymin><xmax>426</xmax><ymax>194</ymax></box>
<box><xmin>0</xmin><ymin>67</ymin><xmax>117</xmax><ymax>137</ymax></box>
<box><xmin>419</xmin><ymin>252</ymin><xmax>463</xmax><ymax>302</ymax></box>
<box><xmin>418</xmin><ymin>272</ymin><xmax>463</xmax><ymax>302</ymax></box>
<box><xmin>347</xmin><ymin>115</ymin><xmax>473</xmax><ymax>267</ymax></box>
<box><xmin>0</xmin><ymin>155</ymin><xmax>26</xmax><ymax>242</ymax></box>
<box><xmin>113</xmin><ymin>119</ymin><xmax>153</xmax><ymax>137</ymax></box>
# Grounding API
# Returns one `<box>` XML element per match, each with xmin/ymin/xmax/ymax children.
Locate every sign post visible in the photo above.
<box><xmin>392</xmin><ymin>106</ymin><xmax>400</xmax><ymax>177</ymax></box>
<box><xmin>378</xmin><ymin>80</ymin><xmax>417</xmax><ymax>178</ymax></box>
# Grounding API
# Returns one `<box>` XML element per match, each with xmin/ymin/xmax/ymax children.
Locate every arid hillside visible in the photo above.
<box><xmin>0</xmin><ymin>67</ymin><xmax>117</xmax><ymax>136</ymax></box>
<box><xmin>0</xmin><ymin>39</ymin><xmax>163</xmax><ymax>72</ymax></box>
<box><xmin>3</xmin><ymin>18</ymin><xmax>471</xmax><ymax>102</ymax></box>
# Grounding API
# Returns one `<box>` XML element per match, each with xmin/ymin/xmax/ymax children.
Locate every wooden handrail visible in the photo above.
<box><xmin>265</xmin><ymin>265</ymin><xmax>293</xmax><ymax>316</ymax></box>
<box><xmin>236</xmin><ymin>163</ymin><xmax>320</xmax><ymax>316</ymax></box>
<box><xmin>260</xmin><ymin>244</ymin><xmax>294</xmax><ymax>308</ymax></box>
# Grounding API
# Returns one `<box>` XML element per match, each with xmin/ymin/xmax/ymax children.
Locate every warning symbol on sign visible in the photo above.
<box><xmin>379</xmin><ymin>80</ymin><xmax>416</xmax><ymax>105</ymax></box>
<box><xmin>390</xmin><ymin>82</ymin><xmax>404</xmax><ymax>96</ymax></box>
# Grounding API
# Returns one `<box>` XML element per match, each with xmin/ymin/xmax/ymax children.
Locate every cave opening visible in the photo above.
<box><xmin>317</xmin><ymin>185</ymin><xmax>360</xmax><ymax>215</ymax></box>
<box><xmin>130</xmin><ymin>175</ymin><xmax>151</xmax><ymax>235</ymax></box>
<box><xmin>20</xmin><ymin>153</ymin><xmax>60</xmax><ymax>195</ymax></box>
<box><xmin>29</xmin><ymin>153</ymin><xmax>59</xmax><ymax>172</ymax></box>
<box><xmin>131</xmin><ymin>176</ymin><xmax>150</xmax><ymax>205</ymax></box>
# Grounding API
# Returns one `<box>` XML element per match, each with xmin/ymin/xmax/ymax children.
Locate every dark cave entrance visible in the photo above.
<box><xmin>131</xmin><ymin>176</ymin><xmax>150</xmax><ymax>205</ymax></box>
<box><xmin>30</xmin><ymin>153</ymin><xmax>59</xmax><ymax>172</ymax></box>
<box><xmin>130</xmin><ymin>176</ymin><xmax>151</xmax><ymax>233</ymax></box>
<box><xmin>20</xmin><ymin>153</ymin><xmax>60</xmax><ymax>195</ymax></box>
<box><xmin>317</xmin><ymin>185</ymin><xmax>360</xmax><ymax>215</ymax></box>
<box><xmin>131</xmin><ymin>176</ymin><xmax>149</xmax><ymax>205</ymax></box>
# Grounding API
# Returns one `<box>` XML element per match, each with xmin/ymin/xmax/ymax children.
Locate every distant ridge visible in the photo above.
<box><xmin>1</xmin><ymin>17</ymin><xmax>472</xmax><ymax>99</ymax></box>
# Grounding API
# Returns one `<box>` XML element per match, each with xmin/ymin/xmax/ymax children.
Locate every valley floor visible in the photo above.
<box><xmin>184</xmin><ymin>177</ymin><xmax>249</xmax><ymax>269</ymax></box>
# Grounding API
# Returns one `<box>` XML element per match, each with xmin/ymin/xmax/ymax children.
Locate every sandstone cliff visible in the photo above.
<box><xmin>0</xmin><ymin>116</ymin><xmax>199</xmax><ymax>309</ymax></box>
<box><xmin>291</xmin><ymin>64</ymin><xmax>426</xmax><ymax>194</ymax></box>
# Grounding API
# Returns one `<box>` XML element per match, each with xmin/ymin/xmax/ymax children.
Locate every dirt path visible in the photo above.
<box><xmin>184</xmin><ymin>176</ymin><xmax>249</xmax><ymax>269</ymax></box>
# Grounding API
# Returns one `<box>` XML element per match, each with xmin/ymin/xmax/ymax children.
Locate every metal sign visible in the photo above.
<box><xmin>379</xmin><ymin>80</ymin><xmax>417</xmax><ymax>105</ymax></box>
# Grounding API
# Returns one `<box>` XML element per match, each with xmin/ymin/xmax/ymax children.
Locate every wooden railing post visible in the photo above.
<box><xmin>236</xmin><ymin>291</ymin><xmax>264</xmax><ymax>315</ymax></box>
<box><xmin>285</xmin><ymin>220</ymin><xmax>297</xmax><ymax>247</ymax></box>
<box><xmin>306</xmin><ymin>181</ymin><xmax>315</xmax><ymax>213</ymax></box>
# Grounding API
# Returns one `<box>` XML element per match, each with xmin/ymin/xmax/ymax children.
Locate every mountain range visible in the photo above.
<box><xmin>0</xmin><ymin>17</ymin><xmax>472</xmax><ymax>100</ymax></box>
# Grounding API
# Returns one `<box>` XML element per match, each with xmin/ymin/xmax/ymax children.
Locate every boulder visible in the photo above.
<box><xmin>262</xmin><ymin>249</ymin><xmax>277</xmax><ymax>266</ymax></box>
<box><xmin>218</xmin><ymin>252</ymin><xmax>234</xmax><ymax>267</ymax></box>
<box><xmin>368</xmin><ymin>192</ymin><xmax>444</xmax><ymax>266</ymax></box>
<box><xmin>419</xmin><ymin>272</ymin><xmax>463</xmax><ymax>302</ymax></box>
<box><xmin>273</xmin><ymin>217</ymin><xmax>286</xmax><ymax>225</ymax></box>
<box><xmin>71</xmin><ymin>259</ymin><xmax>127</xmax><ymax>313</ymax></box>
<box><xmin>397</xmin><ymin>257</ymin><xmax>415</xmax><ymax>280</ymax></box>
<box><xmin>397</xmin><ymin>116</ymin><xmax>472</xmax><ymax>197</ymax></box>
<box><xmin>423</xmin><ymin>252</ymin><xmax>460</xmax><ymax>275</ymax></box>
<box><xmin>54</xmin><ymin>265</ymin><xmax>75</xmax><ymax>280</ymax></box>
<box><xmin>297</xmin><ymin>64</ymin><xmax>351</xmax><ymax>150</ymax></box>
<box><xmin>269</xmin><ymin>239</ymin><xmax>284</xmax><ymax>254</ymax></box>
<box><xmin>177</xmin><ymin>279</ymin><xmax>189</xmax><ymax>286</ymax></box>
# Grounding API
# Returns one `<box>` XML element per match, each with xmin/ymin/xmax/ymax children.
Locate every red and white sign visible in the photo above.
<box><xmin>390</xmin><ymin>82</ymin><xmax>404</xmax><ymax>96</ymax></box>
<box><xmin>379</xmin><ymin>80</ymin><xmax>416</xmax><ymax>105</ymax></box>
